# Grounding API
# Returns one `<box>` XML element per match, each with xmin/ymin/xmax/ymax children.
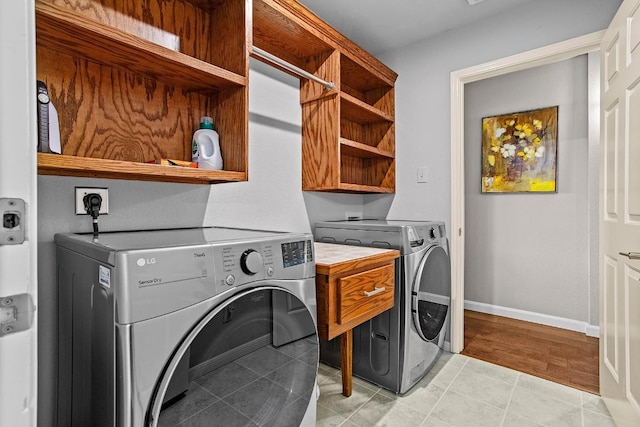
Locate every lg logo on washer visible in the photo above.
<box><xmin>136</xmin><ymin>257</ymin><xmax>156</xmax><ymax>267</ymax></box>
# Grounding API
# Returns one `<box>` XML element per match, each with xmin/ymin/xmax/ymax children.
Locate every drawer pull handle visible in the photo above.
<box><xmin>364</xmin><ymin>287</ymin><xmax>386</xmax><ymax>297</ymax></box>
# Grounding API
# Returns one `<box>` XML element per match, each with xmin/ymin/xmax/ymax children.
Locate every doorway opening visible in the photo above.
<box><xmin>449</xmin><ymin>32</ymin><xmax>604</xmax><ymax>361</ymax></box>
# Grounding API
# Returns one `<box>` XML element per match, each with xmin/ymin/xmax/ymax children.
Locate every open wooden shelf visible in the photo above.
<box><xmin>256</xmin><ymin>0</ymin><xmax>397</xmax><ymax>193</ymax></box>
<box><xmin>340</xmin><ymin>138</ymin><xmax>394</xmax><ymax>159</ymax></box>
<box><xmin>38</xmin><ymin>154</ymin><xmax>246</xmax><ymax>185</ymax></box>
<box><xmin>336</xmin><ymin>183</ymin><xmax>395</xmax><ymax>194</ymax></box>
<box><xmin>35</xmin><ymin>0</ymin><xmax>249</xmax><ymax>185</ymax></box>
<box><xmin>340</xmin><ymin>93</ymin><xmax>394</xmax><ymax>124</ymax></box>
<box><xmin>36</xmin><ymin>2</ymin><xmax>246</xmax><ymax>93</ymax></box>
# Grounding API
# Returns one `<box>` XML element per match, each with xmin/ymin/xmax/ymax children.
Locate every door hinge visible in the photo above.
<box><xmin>1</xmin><ymin>198</ymin><xmax>26</xmax><ymax>245</ymax></box>
<box><xmin>0</xmin><ymin>293</ymin><xmax>35</xmax><ymax>337</ymax></box>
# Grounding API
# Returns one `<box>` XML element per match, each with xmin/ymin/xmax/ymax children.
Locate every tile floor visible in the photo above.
<box><xmin>317</xmin><ymin>352</ymin><xmax>615</xmax><ymax>427</ymax></box>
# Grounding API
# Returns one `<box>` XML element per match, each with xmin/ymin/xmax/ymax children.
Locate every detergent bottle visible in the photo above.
<box><xmin>191</xmin><ymin>116</ymin><xmax>223</xmax><ymax>170</ymax></box>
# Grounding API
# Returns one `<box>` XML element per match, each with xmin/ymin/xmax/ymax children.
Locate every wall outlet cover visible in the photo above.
<box><xmin>75</xmin><ymin>187</ymin><xmax>109</xmax><ymax>215</ymax></box>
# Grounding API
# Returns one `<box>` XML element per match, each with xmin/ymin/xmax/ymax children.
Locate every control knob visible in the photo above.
<box><xmin>240</xmin><ymin>249</ymin><xmax>263</xmax><ymax>275</ymax></box>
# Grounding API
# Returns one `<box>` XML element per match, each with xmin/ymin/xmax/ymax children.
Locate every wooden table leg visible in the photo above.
<box><xmin>340</xmin><ymin>329</ymin><xmax>353</xmax><ymax>397</ymax></box>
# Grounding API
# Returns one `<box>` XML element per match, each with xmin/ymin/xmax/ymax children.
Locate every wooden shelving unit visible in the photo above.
<box><xmin>35</xmin><ymin>0</ymin><xmax>396</xmax><ymax>190</ymax></box>
<box><xmin>253</xmin><ymin>0</ymin><xmax>397</xmax><ymax>193</ymax></box>
<box><xmin>35</xmin><ymin>0</ymin><xmax>250</xmax><ymax>185</ymax></box>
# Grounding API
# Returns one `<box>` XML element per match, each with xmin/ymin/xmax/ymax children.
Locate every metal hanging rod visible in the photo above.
<box><xmin>251</xmin><ymin>46</ymin><xmax>335</xmax><ymax>91</ymax></box>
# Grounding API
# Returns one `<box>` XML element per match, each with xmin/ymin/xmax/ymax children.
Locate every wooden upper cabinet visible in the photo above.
<box><xmin>253</xmin><ymin>0</ymin><xmax>398</xmax><ymax>193</ymax></box>
<box><xmin>35</xmin><ymin>0</ymin><xmax>250</xmax><ymax>184</ymax></box>
<box><xmin>35</xmin><ymin>0</ymin><xmax>396</xmax><ymax>189</ymax></box>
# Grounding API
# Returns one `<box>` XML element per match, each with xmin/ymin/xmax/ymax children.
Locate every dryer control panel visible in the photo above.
<box><xmin>212</xmin><ymin>237</ymin><xmax>315</xmax><ymax>291</ymax></box>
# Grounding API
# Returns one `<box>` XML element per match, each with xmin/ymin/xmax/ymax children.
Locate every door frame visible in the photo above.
<box><xmin>449</xmin><ymin>31</ymin><xmax>604</xmax><ymax>353</ymax></box>
<box><xmin>0</xmin><ymin>0</ymin><xmax>38</xmax><ymax>425</ymax></box>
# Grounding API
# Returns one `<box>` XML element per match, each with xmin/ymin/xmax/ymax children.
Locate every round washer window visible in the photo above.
<box><xmin>148</xmin><ymin>288</ymin><xmax>319</xmax><ymax>427</ymax></box>
<box><xmin>412</xmin><ymin>246</ymin><xmax>451</xmax><ymax>343</ymax></box>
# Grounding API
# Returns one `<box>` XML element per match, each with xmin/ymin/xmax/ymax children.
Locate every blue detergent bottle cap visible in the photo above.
<box><xmin>199</xmin><ymin>116</ymin><xmax>215</xmax><ymax>130</ymax></box>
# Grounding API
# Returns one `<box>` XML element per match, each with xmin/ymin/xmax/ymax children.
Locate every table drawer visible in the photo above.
<box><xmin>337</xmin><ymin>263</ymin><xmax>394</xmax><ymax>324</ymax></box>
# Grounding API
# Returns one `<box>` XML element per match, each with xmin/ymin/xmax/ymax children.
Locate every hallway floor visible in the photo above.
<box><xmin>461</xmin><ymin>310</ymin><xmax>599</xmax><ymax>394</ymax></box>
<box><xmin>316</xmin><ymin>353</ymin><xmax>614</xmax><ymax>427</ymax></box>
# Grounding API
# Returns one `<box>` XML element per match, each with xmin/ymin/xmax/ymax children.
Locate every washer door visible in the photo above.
<box><xmin>411</xmin><ymin>245</ymin><xmax>451</xmax><ymax>343</ymax></box>
<box><xmin>146</xmin><ymin>287</ymin><xmax>318</xmax><ymax>427</ymax></box>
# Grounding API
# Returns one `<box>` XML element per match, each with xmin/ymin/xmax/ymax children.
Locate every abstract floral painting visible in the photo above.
<box><xmin>481</xmin><ymin>106</ymin><xmax>558</xmax><ymax>193</ymax></box>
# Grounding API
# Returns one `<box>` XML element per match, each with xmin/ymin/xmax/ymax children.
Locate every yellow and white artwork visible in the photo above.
<box><xmin>481</xmin><ymin>106</ymin><xmax>558</xmax><ymax>193</ymax></box>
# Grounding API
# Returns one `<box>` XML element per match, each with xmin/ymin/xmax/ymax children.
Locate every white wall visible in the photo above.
<box><xmin>376</xmin><ymin>0</ymin><xmax>621</xmax><ymax>235</ymax></box>
<box><xmin>463</xmin><ymin>56</ymin><xmax>590</xmax><ymax>323</ymax></box>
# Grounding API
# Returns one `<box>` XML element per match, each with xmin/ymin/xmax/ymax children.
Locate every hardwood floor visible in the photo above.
<box><xmin>461</xmin><ymin>310</ymin><xmax>600</xmax><ymax>395</ymax></box>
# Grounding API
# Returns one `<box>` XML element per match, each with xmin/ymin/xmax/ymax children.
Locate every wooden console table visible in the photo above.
<box><xmin>314</xmin><ymin>242</ymin><xmax>399</xmax><ymax>396</ymax></box>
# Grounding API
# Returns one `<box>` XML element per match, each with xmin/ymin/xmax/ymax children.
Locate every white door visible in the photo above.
<box><xmin>0</xmin><ymin>0</ymin><xmax>38</xmax><ymax>426</ymax></box>
<box><xmin>600</xmin><ymin>0</ymin><xmax>640</xmax><ymax>425</ymax></box>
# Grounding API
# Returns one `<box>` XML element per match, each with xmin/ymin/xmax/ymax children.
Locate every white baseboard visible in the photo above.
<box><xmin>464</xmin><ymin>300</ymin><xmax>600</xmax><ymax>337</ymax></box>
<box><xmin>585</xmin><ymin>324</ymin><xmax>600</xmax><ymax>338</ymax></box>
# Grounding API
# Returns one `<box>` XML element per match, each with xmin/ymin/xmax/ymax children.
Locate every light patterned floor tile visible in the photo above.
<box><xmin>516</xmin><ymin>372</ymin><xmax>583</xmax><ymax>406</ymax></box>
<box><xmin>508</xmin><ymin>386</ymin><xmax>582</xmax><ymax>427</ymax></box>
<box><xmin>430</xmin><ymin>389</ymin><xmax>505</xmax><ymax>427</ymax></box>
<box><xmin>316</xmin><ymin>403</ymin><xmax>349</xmax><ymax>427</ymax></box>
<box><xmin>581</xmin><ymin>391</ymin><xmax>612</xmax><ymax>417</ymax></box>
<box><xmin>314</xmin><ymin>353</ymin><xmax>616</xmax><ymax>427</ymax></box>
<box><xmin>582</xmin><ymin>409</ymin><xmax>617</xmax><ymax>427</ymax></box>
<box><xmin>378</xmin><ymin>380</ymin><xmax>446</xmax><ymax>415</ymax></box>
<box><xmin>463</xmin><ymin>357</ymin><xmax>518</xmax><ymax>386</ymax></box>
<box><xmin>420</xmin><ymin>416</ymin><xmax>454</xmax><ymax>427</ymax></box>
<box><xmin>501</xmin><ymin>412</ymin><xmax>543</xmax><ymax>427</ymax></box>
<box><xmin>317</xmin><ymin>380</ymin><xmax>376</xmax><ymax>417</ymax></box>
<box><xmin>347</xmin><ymin>392</ymin><xmax>427</xmax><ymax>427</ymax></box>
<box><xmin>448</xmin><ymin>367</ymin><xmax>515</xmax><ymax>409</ymax></box>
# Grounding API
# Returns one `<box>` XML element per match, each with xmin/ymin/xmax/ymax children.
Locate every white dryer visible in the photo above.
<box><xmin>314</xmin><ymin>220</ymin><xmax>450</xmax><ymax>394</ymax></box>
<box><xmin>56</xmin><ymin>227</ymin><xmax>318</xmax><ymax>427</ymax></box>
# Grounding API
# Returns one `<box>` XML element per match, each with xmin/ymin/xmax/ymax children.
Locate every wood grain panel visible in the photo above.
<box><xmin>339</xmin><ymin>155</ymin><xmax>393</xmax><ymax>189</ymax></box>
<box><xmin>336</xmin><ymin>183</ymin><xmax>395</xmax><ymax>194</ymax></box>
<box><xmin>338</xmin><ymin>264</ymin><xmax>394</xmax><ymax>324</ymax></box>
<box><xmin>341</xmin><ymin>54</ymin><xmax>391</xmax><ymax>93</ymax></box>
<box><xmin>340</xmin><ymin>139</ymin><xmax>393</xmax><ymax>159</ymax></box>
<box><xmin>43</xmin><ymin>0</ymin><xmax>213</xmax><ymax>62</ymax></box>
<box><xmin>340</xmin><ymin>330</ymin><xmax>353</xmax><ymax>396</ymax></box>
<box><xmin>37</xmin><ymin>153</ymin><xmax>246</xmax><ymax>184</ymax></box>
<box><xmin>253</xmin><ymin>0</ymin><xmax>397</xmax><ymax>86</ymax></box>
<box><xmin>367</xmin><ymin>122</ymin><xmax>395</xmax><ymax>154</ymax></box>
<box><xmin>210</xmin><ymin>86</ymin><xmax>248</xmax><ymax>173</ymax></box>
<box><xmin>36</xmin><ymin>2</ymin><xmax>245</xmax><ymax>92</ymax></box>
<box><xmin>315</xmin><ymin>274</ymin><xmax>330</xmax><ymax>340</ymax></box>
<box><xmin>302</xmin><ymin>96</ymin><xmax>340</xmax><ymax>190</ymax></box>
<box><xmin>252</xmin><ymin>0</ymin><xmax>332</xmax><ymax>66</ymax></box>
<box><xmin>340</xmin><ymin>93</ymin><xmax>393</xmax><ymax>124</ymax></box>
<box><xmin>208</xmin><ymin>0</ymin><xmax>249</xmax><ymax>76</ymax></box>
<box><xmin>365</xmin><ymin>86</ymin><xmax>395</xmax><ymax>117</ymax></box>
<box><xmin>38</xmin><ymin>48</ymin><xmax>211</xmax><ymax>161</ymax></box>
<box><xmin>300</xmin><ymin>49</ymin><xmax>339</xmax><ymax>104</ymax></box>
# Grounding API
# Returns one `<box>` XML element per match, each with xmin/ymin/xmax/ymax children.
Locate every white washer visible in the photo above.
<box><xmin>56</xmin><ymin>227</ymin><xmax>318</xmax><ymax>427</ymax></box>
<box><xmin>314</xmin><ymin>220</ymin><xmax>450</xmax><ymax>394</ymax></box>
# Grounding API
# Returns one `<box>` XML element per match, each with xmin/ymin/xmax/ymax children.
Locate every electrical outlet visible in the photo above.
<box><xmin>345</xmin><ymin>212</ymin><xmax>363</xmax><ymax>221</ymax></box>
<box><xmin>417</xmin><ymin>166</ymin><xmax>428</xmax><ymax>183</ymax></box>
<box><xmin>75</xmin><ymin>187</ymin><xmax>109</xmax><ymax>215</ymax></box>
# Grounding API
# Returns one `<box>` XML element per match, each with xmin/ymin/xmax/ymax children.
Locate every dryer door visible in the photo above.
<box><xmin>411</xmin><ymin>245</ymin><xmax>451</xmax><ymax>344</ymax></box>
<box><xmin>146</xmin><ymin>286</ymin><xmax>318</xmax><ymax>427</ymax></box>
